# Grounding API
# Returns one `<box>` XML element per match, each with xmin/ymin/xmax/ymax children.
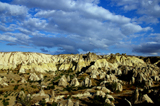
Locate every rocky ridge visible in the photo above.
<box><xmin>0</xmin><ymin>52</ymin><xmax>160</xmax><ymax>106</ymax></box>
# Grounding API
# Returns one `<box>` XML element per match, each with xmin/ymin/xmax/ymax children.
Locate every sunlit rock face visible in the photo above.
<box><xmin>0</xmin><ymin>52</ymin><xmax>59</xmax><ymax>73</ymax></box>
<box><xmin>0</xmin><ymin>52</ymin><xmax>146</xmax><ymax>74</ymax></box>
<box><xmin>1</xmin><ymin>52</ymin><xmax>160</xmax><ymax>106</ymax></box>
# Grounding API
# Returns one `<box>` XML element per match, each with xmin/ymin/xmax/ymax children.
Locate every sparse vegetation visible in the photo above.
<box><xmin>79</xmin><ymin>76</ymin><xmax>85</xmax><ymax>81</ymax></box>
<box><xmin>2</xmin><ymin>99</ymin><xmax>9</xmax><ymax>106</ymax></box>
<box><xmin>21</xmin><ymin>88</ymin><xmax>24</xmax><ymax>91</ymax></box>
<box><xmin>46</xmin><ymin>85</ymin><xmax>55</xmax><ymax>90</ymax></box>
<box><xmin>14</xmin><ymin>85</ymin><xmax>19</xmax><ymax>90</ymax></box>
<box><xmin>63</xmin><ymin>85</ymin><xmax>72</xmax><ymax>92</ymax></box>
<box><xmin>31</xmin><ymin>85</ymin><xmax>37</xmax><ymax>89</ymax></box>
<box><xmin>4</xmin><ymin>94</ymin><xmax>8</xmax><ymax>98</ymax></box>
<box><xmin>51</xmin><ymin>102</ymin><xmax>58</xmax><ymax>106</ymax></box>
<box><xmin>17</xmin><ymin>95</ymin><xmax>32</xmax><ymax>106</ymax></box>
<box><xmin>11</xmin><ymin>81</ymin><xmax>14</xmax><ymax>83</ymax></box>
<box><xmin>92</xmin><ymin>95</ymin><xmax>108</xmax><ymax>106</ymax></box>
<box><xmin>39</xmin><ymin>98</ymin><xmax>46</xmax><ymax>106</ymax></box>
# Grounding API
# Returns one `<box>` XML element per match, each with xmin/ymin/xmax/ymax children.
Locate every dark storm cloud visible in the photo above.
<box><xmin>132</xmin><ymin>43</ymin><xmax>160</xmax><ymax>55</ymax></box>
<box><xmin>40</xmin><ymin>48</ymin><xmax>48</xmax><ymax>52</ymax></box>
<box><xmin>29</xmin><ymin>36</ymin><xmax>96</xmax><ymax>54</ymax></box>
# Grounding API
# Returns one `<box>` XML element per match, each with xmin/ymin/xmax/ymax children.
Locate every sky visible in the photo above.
<box><xmin>0</xmin><ymin>0</ymin><xmax>160</xmax><ymax>56</ymax></box>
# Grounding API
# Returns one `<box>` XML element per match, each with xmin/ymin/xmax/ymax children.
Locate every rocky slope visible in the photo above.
<box><xmin>0</xmin><ymin>52</ymin><xmax>160</xmax><ymax>106</ymax></box>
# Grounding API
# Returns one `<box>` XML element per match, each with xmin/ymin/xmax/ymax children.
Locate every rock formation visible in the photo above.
<box><xmin>0</xmin><ymin>52</ymin><xmax>160</xmax><ymax>106</ymax></box>
<box><xmin>70</xmin><ymin>77</ymin><xmax>80</xmax><ymax>87</ymax></box>
<box><xmin>81</xmin><ymin>77</ymin><xmax>92</xmax><ymax>87</ymax></box>
<box><xmin>29</xmin><ymin>73</ymin><xmax>40</xmax><ymax>81</ymax></box>
<box><xmin>58</xmin><ymin>75</ymin><xmax>68</xmax><ymax>87</ymax></box>
<box><xmin>142</xmin><ymin>94</ymin><xmax>154</xmax><ymax>104</ymax></box>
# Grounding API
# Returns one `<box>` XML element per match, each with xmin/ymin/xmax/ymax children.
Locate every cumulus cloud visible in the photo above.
<box><xmin>111</xmin><ymin>0</ymin><xmax>160</xmax><ymax>24</ymax></box>
<box><xmin>0</xmin><ymin>0</ymin><xmax>153</xmax><ymax>54</ymax></box>
<box><xmin>0</xmin><ymin>34</ymin><xmax>17</xmax><ymax>42</ymax></box>
<box><xmin>21</xmin><ymin>18</ymin><xmax>48</xmax><ymax>31</ymax></box>
<box><xmin>0</xmin><ymin>1</ymin><xmax>28</xmax><ymax>21</ymax></box>
<box><xmin>0</xmin><ymin>24</ymin><xmax>15</xmax><ymax>32</ymax></box>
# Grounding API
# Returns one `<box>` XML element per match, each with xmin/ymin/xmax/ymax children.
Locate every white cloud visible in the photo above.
<box><xmin>0</xmin><ymin>34</ymin><xmax>17</xmax><ymax>42</ymax></box>
<box><xmin>121</xmin><ymin>23</ymin><xmax>143</xmax><ymax>35</ymax></box>
<box><xmin>133</xmin><ymin>15</ymin><xmax>159</xmax><ymax>24</ymax></box>
<box><xmin>150</xmin><ymin>33</ymin><xmax>160</xmax><ymax>36</ymax></box>
<box><xmin>149</xmin><ymin>53</ymin><xmax>158</xmax><ymax>55</ymax></box>
<box><xmin>0</xmin><ymin>1</ymin><xmax>28</xmax><ymax>19</ymax></box>
<box><xmin>21</xmin><ymin>18</ymin><xmax>48</xmax><ymax>31</ymax></box>
<box><xmin>111</xmin><ymin>0</ymin><xmax>160</xmax><ymax>24</ymax></box>
<box><xmin>0</xmin><ymin>0</ymin><xmax>153</xmax><ymax>54</ymax></box>
<box><xmin>0</xmin><ymin>24</ymin><xmax>14</xmax><ymax>32</ymax></box>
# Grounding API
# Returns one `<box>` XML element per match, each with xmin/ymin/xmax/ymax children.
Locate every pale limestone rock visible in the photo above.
<box><xmin>0</xmin><ymin>82</ymin><xmax>8</xmax><ymax>87</ymax></box>
<box><xmin>70</xmin><ymin>77</ymin><xmax>80</xmax><ymax>87</ymax></box>
<box><xmin>32</xmin><ymin>89</ymin><xmax>49</xmax><ymax>102</ymax></box>
<box><xmin>74</xmin><ymin>100</ymin><xmax>79</xmax><ymax>106</ymax></box>
<box><xmin>19</xmin><ymin>66</ymin><xmax>26</xmax><ymax>73</ymax></box>
<box><xmin>67</xmin><ymin>76</ymin><xmax>70</xmax><ymax>82</ymax></box>
<box><xmin>95</xmin><ymin>91</ymin><xmax>106</xmax><ymax>98</ymax></box>
<box><xmin>101</xmin><ymin>87</ymin><xmax>112</xmax><ymax>94</ymax></box>
<box><xmin>55</xmin><ymin>95</ymin><xmax>65</xmax><ymax>102</ymax></box>
<box><xmin>105</xmin><ymin>54</ymin><xmax>146</xmax><ymax>68</ymax></box>
<box><xmin>116</xmin><ymin>83</ymin><xmax>123</xmax><ymax>92</ymax></box>
<box><xmin>99</xmin><ymin>72</ymin><xmax>106</xmax><ymax>79</ymax></box>
<box><xmin>39</xmin><ymin>74</ymin><xmax>44</xmax><ymax>81</ymax></box>
<box><xmin>94</xmin><ymin>59</ymin><xmax>108</xmax><ymax>68</ymax></box>
<box><xmin>105</xmin><ymin>98</ymin><xmax>111</xmax><ymax>104</ymax></box>
<box><xmin>117</xmin><ymin>69</ymin><xmax>122</xmax><ymax>75</ymax></box>
<box><xmin>66</xmin><ymin>99</ymin><xmax>73</xmax><ymax>106</ymax></box>
<box><xmin>0</xmin><ymin>77</ymin><xmax>8</xmax><ymax>87</ymax></box>
<box><xmin>90</xmin><ymin>73</ymin><xmax>97</xmax><ymax>79</ymax></box>
<box><xmin>90</xmin><ymin>70</ymin><xmax>99</xmax><ymax>79</ymax></box>
<box><xmin>154</xmin><ymin>76</ymin><xmax>159</xmax><ymax>81</ymax></box>
<box><xmin>100</xmin><ymin>81</ymin><xmax>108</xmax><ymax>86</ymax></box>
<box><xmin>136</xmin><ymin>73</ymin><xmax>146</xmax><ymax>83</ymax></box>
<box><xmin>148</xmin><ymin>79</ymin><xmax>153</xmax><ymax>88</ymax></box>
<box><xmin>85</xmin><ymin>52</ymin><xmax>97</xmax><ymax>64</ymax></box>
<box><xmin>133</xmin><ymin>87</ymin><xmax>139</xmax><ymax>104</ymax></box>
<box><xmin>72</xmin><ymin>66</ymin><xmax>75</xmax><ymax>71</ymax></box>
<box><xmin>105</xmin><ymin>98</ymin><xmax>115</xmax><ymax>106</ymax></box>
<box><xmin>124</xmin><ymin>98</ymin><xmax>132</xmax><ymax>106</ymax></box>
<box><xmin>58</xmin><ymin>75</ymin><xmax>68</xmax><ymax>87</ymax></box>
<box><xmin>59</xmin><ymin>63</ymin><xmax>71</xmax><ymax>71</ymax></box>
<box><xmin>88</xmin><ymin>79</ymin><xmax>92</xmax><ymax>87</ymax></box>
<box><xmin>76</xmin><ymin>55</ymin><xmax>86</xmax><ymax>72</ymax></box>
<box><xmin>81</xmin><ymin>77</ymin><xmax>92</xmax><ymax>87</ymax></box>
<box><xmin>71</xmin><ymin>92</ymin><xmax>92</xmax><ymax>99</ymax></box>
<box><xmin>132</xmin><ymin>77</ymin><xmax>135</xmax><ymax>84</ymax></box>
<box><xmin>142</xmin><ymin>94</ymin><xmax>154</xmax><ymax>104</ymax></box>
<box><xmin>50</xmin><ymin>90</ymin><xmax>55</xmax><ymax>98</ymax></box>
<box><xmin>0</xmin><ymin>52</ymin><xmax>58</xmax><ymax>72</ymax></box>
<box><xmin>105</xmin><ymin>74</ymin><xmax>118</xmax><ymax>82</ymax></box>
<box><xmin>110</xmin><ymin>74</ymin><xmax>117</xmax><ymax>81</ymax></box>
<box><xmin>18</xmin><ymin>91</ymin><xmax>26</xmax><ymax>99</ymax></box>
<box><xmin>29</xmin><ymin>73</ymin><xmax>40</xmax><ymax>81</ymax></box>
<box><xmin>106</xmin><ymin>94</ymin><xmax>114</xmax><ymax>101</ymax></box>
<box><xmin>86</xmin><ymin>65</ymin><xmax>96</xmax><ymax>73</ymax></box>
<box><xmin>20</xmin><ymin>77</ymin><xmax>27</xmax><ymax>83</ymax></box>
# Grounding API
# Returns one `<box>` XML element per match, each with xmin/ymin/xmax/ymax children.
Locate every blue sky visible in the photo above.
<box><xmin>0</xmin><ymin>0</ymin><xmax>160</xmax><ymax>56</ymax></box>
